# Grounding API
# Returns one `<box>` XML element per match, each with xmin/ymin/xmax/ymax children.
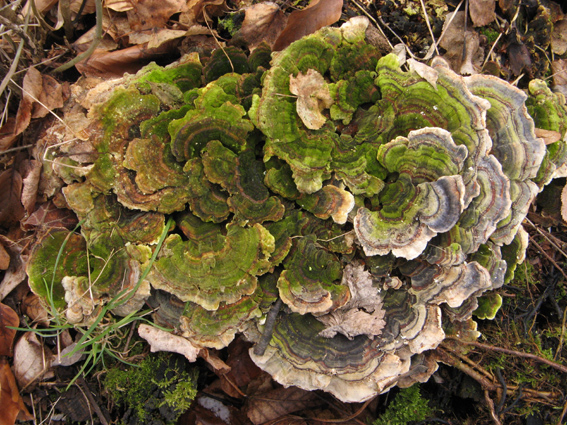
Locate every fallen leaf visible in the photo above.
<box><xmin>181</xmin><ymin>0</ymin><xmax>227</xmax><ymax>27</ymax></box>
<box><xmin>13</xmin><ymin>332</ymin><xmax>54</xmax><ymax>390</ymax></box>
<box><xmin>75</xmin><ymin>44</ymin><xmax>179</xmax><ymax>78</ymax></box>
<box><xmin>507</xmin><ymin>28</ymin><xmax>532</xmax><ymax>76</ymax></box>
<box><xmin>469</xmin><ymin>0</ymin><xmax>496</xmax><ymax>27</ymax></box>
<box><xmin>0</xmin><ymin>303</ymin><xmax>19</xmax><ymax>357</ymax></box>
<box><xmin>535</xmin><ymin>128</ymin><xmax>562</xmax><ymax>145</ymax></box>
<box><xmin>200</xmin><ymin>348</ymin><xmax>231</xmax><ymax>374</ymax></box>
<box><xmin>138</xmin><ymin>323</ymin><xmax>200</xmax><ymax>362</ymax></box>
<box><xmin>21</xmin><ymin>293</ymin><xmax>49</xmax><ymax>327</ymax></box>
<box><xmin>128</xmin><ymin>29</ymin><xmax>188</xmax><ymax>49</ymax></box>
<box><xmin>0</xmin><ymin>117</ymin><xmax>18</xmax><ymax>152</ymax></box>
<box><xmin>439</xmin><ymin>11</ymin><xmax>482</xmax><ymax>74</ymax></box>
<box><xmin>316</xmin><ymin>263</ymin><xmax>386</xmax><ymax>339</ymax></box>
<box><xmin>562</xmin><ymin>183</ymin><xmax>567</xmax><ymax>222</ymax></box>
<box><xmin>0</xmin><ymin>169</ymin><xmax>25</xmax><ymax>228</ymax></box>
<box><xmin>273</xmin><ymin>0</ymin><xmax>343</xmax><ymax>51</ymax></box>
<box><xmin>1</xmin><ymin>68</ymin><xmax>65</xmax><ymax>152</ymax></box>
<box><xmin>0</xmin><ymin>358</ymin><xmax>33</xmax><ymax>425</ymax></box>
<box><xmin>551</xmin><ymin>19</ymin><xmax>567</xmax><ymax>55</ymax></box>
<box><xmin>126</xmin><ymin>0</ymin><xmax>188</xmax><ymax>31</ymax></box>
<box><xmin>0</xmin><ymin>242</ymin><xmax>9</xmax><ymax>270</ymax></box>
<box><xmin>105</xmin><ymin>0</ymin><xmax>133</xmax><ymax>12</ymax></box>
<box><xmin>289</xmin><ymin>69</ymin><xmax>333</xmax><ymax>130</ymax></box>
<box><xmin>245</xmin><ymin>386</ymin><xmax>321</xmax><ymax>425</ymax></box>
<box><xmin>408</xmin><ymin>58</ymin><xmax>439</xmax><ymax>88</ymax></box>
<box><xmin>552</xmin><ymin>59</ymin><xmax>567</xmax><ymax>97</ymax></box>
<box><xmin>236</xmin><ymin>2</ymin><xmax>287</xmax><ymax>50</ymax></box>
<box><xmin>20</xmin><ymin>160</ymin><xmax>42</xmax><ymax>216</ymax></box>
<box><xmin>21</xmin><ymin>201</ymin><xmax>78</xmax><ymax>231</ymax></box>
<box><xmin>0</xmin><ymin>246</ymin><xmax>27</xmax><ymax>302</ymax></box>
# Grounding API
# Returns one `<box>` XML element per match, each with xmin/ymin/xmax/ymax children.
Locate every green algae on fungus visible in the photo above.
<box><xmin>27</xmin><ymin>15</ymin><xmax>567</xmax><ymax>404</ymax></box>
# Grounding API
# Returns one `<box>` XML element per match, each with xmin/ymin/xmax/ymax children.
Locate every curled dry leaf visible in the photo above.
<box><xmin>138</xmin><ymin>323</ymin><xmax>200</xmax><ymax>362</ymax></box>
<box><xmin>237</xmin><ymin>2</ymin><xmax>287</xmax><ymax>50</ymax></box>
<box><xmin>0</xmin><ymin>242</ymin><xmax>9</xmax><ymax>270</ymax></box>
<box><xmin>0</xmin><ymin>169</ymin><xmax>25</xmax><ymax>228</ymax></box>
<box><xmin>0</xmin><ymin>358</ymin><xmax>34</xmax><ymax>424</ymax></box>
<box><xmin>273</xmin><ymin>0</ymin><xmax>343</xmax><ymax>51</ymax></box>
<box><xmin>75</xmin><ymin>43</ymin><xmax>177</xmax><ymax>78</ymax></box>
<box><xmin>0</xmin><ymin>303</ymin><xmax>19</xmax><ymax>357</ymax></box>
<box><xmin>13</xmin><ymin>332</ymin><xmax>54</xmax><ymax>390</ymax></box>
<box><xmin>20</xmin><ymin>160</ymin><xmax>42</xmax><ymax>216</ymax></box>
<box><xmin>246</xmin><ymin>386</ymin><xmax>321</xmax><ymax>425</ymax></box>
<box><xmin>0</xmin><ymin>68</ymin><xmax>64</xmax><ymax>152</ymax></box>
<box><xmin>551</xmin><ymin>19</ymin><xmax>567</xmax><ymax>56</ymax></box>
<box><xmin>126</xmin><ymin>0</ymin><xmax>189</xmax><ymax>31</ymax></box>
<box><xmin>0</xmin><ymin>241</ymin><xmax>26</xmax><ymax>302</ymax></box>
<box><xmin>439</xmin><ymin>11</ymin><xmax>481</xmax><ymax>74</ymax></box>
<box><xmin>289</xmin><ymin>69</ymin><xmax>334</xmax><ymax>130</ymax></box>
<box><xmin>469</xmin><ymin>0</ymin><xmax>496</xmax><ymax>27</ymax></box>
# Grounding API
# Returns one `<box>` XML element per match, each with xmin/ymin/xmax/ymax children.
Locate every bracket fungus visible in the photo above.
<box><xmin>28</xmin><ymin>16</ymin><xmax>567</xmax><ymax>403</ymax></box>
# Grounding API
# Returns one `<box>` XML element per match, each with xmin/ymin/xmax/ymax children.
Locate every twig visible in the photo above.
<box><xmin>494</xmin><ymin>368</ymin><xmax>507</xmax><ymax>414</ymax></box>
<box><xmin>253</xmin><ymin>298</ymin><xmax>283</xmax><ymax>356</ymax></box>
<box><xmin>419</xmin><ymin>0</ymin><xmax>438</xmax><ymax>56</ymax></box>
<box><xmin>52</xmin><ymin>0</ymin><xmax>103</xmax><ymax>73</ymax></box>
<box><xmin>436</xmin><ymin>347</ymin><xmax>498</xmax><ymax>391</ymax></box>
<box><xmin>525</xmin><ymin>218</ymin><xmax>567</xmax><ymax>261</ymax></box>
<box><xmin>528</xmin><ymin>238</ymin><xmax>567</xmax><ymax>281</ymax></box>
<box><xmin>77</xmin><ymin>377</ymin><xmax>110</xmax><ymax>425</ymax></box>
<box><xmin>0</xmin><ymin>10</ymin><xmax>28</xmax><ymax>98</ymax></box>
<box><xmin>484</xmin><ymin>390</ymin><xmax>503</xmax><ymax>425</ymax></box>
<box><xmin>446</xmin><ymin>338</ymin><xmax>567</xmax><ymax>374</ymax></box>
<box><xmin>557</xmin><ymin>397</ymin><xmax>567</xmax><ymax>425</ymax></box>
<box><xmin>308</xmin><ymin>397</ymin><xmax>374</xmax><ymax>423</ymax></box>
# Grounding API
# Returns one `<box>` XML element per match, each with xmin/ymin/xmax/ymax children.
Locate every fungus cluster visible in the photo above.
<box><xmin>28</xmin><ymin>17</ymin><xmax>567</xmax><ymax>402</ymax></box>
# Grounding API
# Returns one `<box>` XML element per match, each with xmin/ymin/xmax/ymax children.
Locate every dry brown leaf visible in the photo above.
<box><xmin>0</xmin><ymin>242</ymin><xmax>27</xmax><ymax>302</ymax></box>
<box><xmin>5</xmin><ymin>68</ymin><xmax>65</xmax><ymax>149</ymax></box>
<box><xmin>0</xmin><ymin>242</ymin><xmax>9</xmax><ymax>271</ymax></box>
<box><xmin>21</xmin><ymin>294</ymin><xmax>49</xmax><ymax>327</ymax></box>
<box><xmin>236</xmin><ymin>2</ymin><xmax>287</xmax><ymax>50</ymax></box>
<box><xmin>0</xmin><ymin>169</ymin><xmax>25</xmax><ymax>228</ymax></box>
<box><xmin>246</xmin><ymin>386</ymin><xmax>321</xmax><ymax>425</ymax></box>
<box><xmin>552</xmin><ymin>59</ymin><xmax>567</xmax><ymax>97</ymax></box>
<box><xmin>273</xmin><ymin>0</ymin><xmax>343</xmax><ymax>51</ymax></box>
<box><xmin>0</xmin><ymin>358</ymin><xmax>33</xmax><ymax>425</ymax></box>
<box><xmin>128</xmin><ymin>29</ymin><xmax>188</xmax><ymax>49</ymax></box>
<box><xmin>562</xmin><ymin>183</ymin><xmax>567</xmax><ymax>223</ymax></box>
<box><xmin>535</xmin><ymin>128</ymin><xmax>562</xmax><ymax>145</ymax></box>
<box><xmin>552</xmin><ymin>19</ymin><xmax>567</xmax><ymax>55</ymax></box>
<box><xmin>439</xmin><ymin>11</ymin><xmax>482</xmax><ymax>74</ymax></box>
<box><xmin>469</xmin><ymin>0</ymin><xmax>495</xmax><ymax>27</ymax></box>
<box><xmin>21</xmin><ymin>201</ymin><xmax>78</xmax><ymax>231</ymax></box>
<box><xmin>0</xmin><ymin>118</ymin><xmax>18</xmax><ymax>152</ymax></box>
<box><xmin>138</xmin><ymin>323</ymin><xmax>200</xmax><ymax>361</ymax></box>
<box><xmin>75</xmin><ymin>43</ymin><xmax>178</xmax><ymax>78</ymax></box>
<box><xmin>20</xmin><ymin>160</ymin><xmax>42</xmax><ymax>216</ymax></box>
<box><xmin>13</xmin><ymin>332</ymin><xmax>54</xmax><ymax>390</ymax></box>
<box><xmin>105</xmin><ymin>0</ymin><xmax>134</xmax><ymax>12</ymax></box>
<box><xmin>0</xmin><ymin>303</ymin><xmax>19</xmax><ymax>357</ymax></box>
<box><xmin>289</xmin><ymin>69</ymin><xmax>333</xmax><ymax>130</ymax></box>
<box><xmin>181</xmin><ymin>0</ymin><xmax>227</xmax><ymax>27</ymax></box>
<box><xmin>126</xmin><ymin>0</ymin><xmax>189</xmax><ymax>31</ymax></box>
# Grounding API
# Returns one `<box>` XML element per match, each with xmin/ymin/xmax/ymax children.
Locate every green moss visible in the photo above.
<box><xmin>104</xmin><ymin>352</ymin><xmax>198</xmax><ymax>425</ymax></box>
<box><xmin>373</xmin><ymin>385</ymin><xmax>434</xmax><ymax>425</ymax></box>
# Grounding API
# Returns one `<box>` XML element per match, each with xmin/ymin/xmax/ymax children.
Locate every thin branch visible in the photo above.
<box><xmin>52</xmin><ymin>0</ymin><xmax>103</xmax><ymax>73</ymax></box>
<box><xmin>446</xmin><ymin>338</ymin><xmax>567</xmax><ymax>374</ymax></box>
